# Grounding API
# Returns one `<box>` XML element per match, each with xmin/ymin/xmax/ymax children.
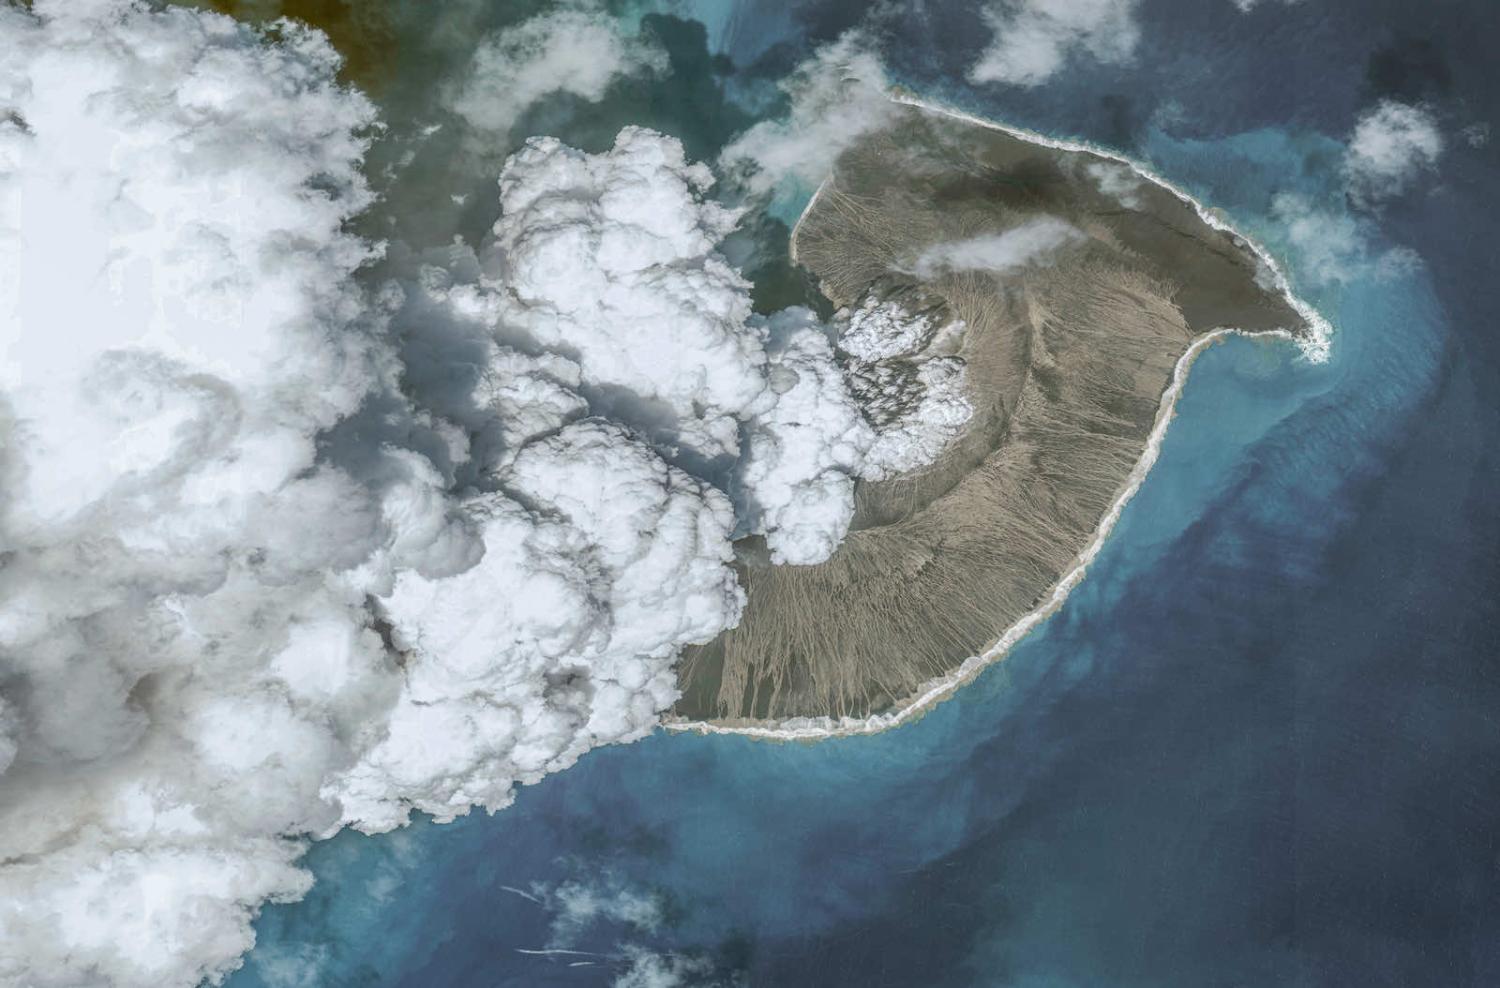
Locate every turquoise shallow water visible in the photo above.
<box><xmin>229</xmin><ymin>0</ymin><xmax>1500</xmax><ymax>984</ymax></box>
<box><xmin>229</xmin><ymin>140</ymin><xmax>1453</xmax><ymax>988</ymax></box>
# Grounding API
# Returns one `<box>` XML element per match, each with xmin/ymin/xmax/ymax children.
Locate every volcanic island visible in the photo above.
<box><xmin>672</xmin><ymin>100</ymin><xmax>1318</xmax><ymax>731</ymax></box>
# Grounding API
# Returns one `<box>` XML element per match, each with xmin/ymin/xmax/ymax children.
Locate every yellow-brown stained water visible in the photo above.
<box><xmin>198</xmin><ymin>0</ymin><xmax>398</xmax><ymax>91</ymax></box>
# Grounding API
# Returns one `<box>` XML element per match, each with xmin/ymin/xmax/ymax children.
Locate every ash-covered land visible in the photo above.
<box><xmin>674</xmin><ymin>103</ymin><xmax>1315</xmax><ymax>724</ymax></box>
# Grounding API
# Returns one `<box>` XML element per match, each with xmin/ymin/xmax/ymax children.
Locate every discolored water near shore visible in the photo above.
<box><xmin>674</xmin><ymin>103</ymin><xmax>1314</xmax><ymax>725</ymax></box>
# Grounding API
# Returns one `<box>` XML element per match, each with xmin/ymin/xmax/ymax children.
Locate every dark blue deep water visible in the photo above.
<box><xmin>230</xmin><ymin>1</ymin><xmax>1500</xmax><ymax>984</ymax></box>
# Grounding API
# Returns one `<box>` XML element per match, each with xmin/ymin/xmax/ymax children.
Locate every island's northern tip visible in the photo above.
<box><xmin>672</xmin><ymin>101</ymin><xmax>1317</xmax><ymax>730</ymax></box>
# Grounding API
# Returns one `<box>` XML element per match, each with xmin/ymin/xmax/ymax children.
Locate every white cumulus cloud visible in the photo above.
<box><xmin>969</xmin><ymin>0</ymin><xmax>1141</xmax><ymax>87</ymax></box>
<box><xmin>1344</xmin><ymin>100</ymin><xmax>1444</xmax><ymax>205</ymax></box>
<box><xmin>1085</xmin><ymin>160</ymin><xmax>1145</xmax><ymax>208</ymax></box>
<box><xmin>1230</xmin><ymin>0</ymin><xmax>1304</xmax><ymax>12</ymax></box>
<box><xmin>513</xmin><ymin>875</ymin><xmax>738</xmax><ymax>988</ymax></box>
<box><xmin>331</xmin><ymin>420</ymin><xmax>744</xmax><ymax>831</ymax></box>
<box><xmin>901</xmin><ymin>216</ymin><xmax>1085</xmax><ymax>279</ymax></box>
<box><xmin>0</xmin><ymin>3</ymin><xmax>995</xmax><ymax>985</ymax></box>
<box><xmin>736</xmin><ymin>310</ymin><xmax>873</xmax><ymax>564</ymax></box>
<box><xmin>834</xmin><ymin>299</ymin><xmax>975</xmax><ymax>482</ymax></box>
<box><xmin>614</xmin><ymin>946</ymin><xmax>728</xmax><ymax>988</ymax></box>
<box><xmin>854</xmin><ymin>355</ymin><xmax>975</xmax><ymax>481</ymax></box>
<box><xmin>0</xmin><ymin>5</ymin><xmax>754</xmax><ymax>987</ymax></box>
<box><xmin>446</xmin><ymin>5</ymin><xmax>666</xmax><ymax>145</ymax></box>
<box><xmin>0</xmin><ymin>2</ymin><xmax>388</xmax><ymax>984</ymax></box>
<box><xmin>719</xmin><ymin>32</ymin><xmax>898</xmax><ymax>200</ymax></box>
<box><xmin>421</xmin><ymin>127</ymin><xmax>875</xmax><ymax>564</ymax></box>
<box><xmin>1270</xmin><ymin>192</ymin><xmax>1421</xmax><ymax>285</ymax></box>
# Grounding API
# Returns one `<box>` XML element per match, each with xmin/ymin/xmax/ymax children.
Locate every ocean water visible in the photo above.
<box><xmin>229</xmin><ymin>1</ymin><xmax>1500</xmax><ymax>985</ymax></box>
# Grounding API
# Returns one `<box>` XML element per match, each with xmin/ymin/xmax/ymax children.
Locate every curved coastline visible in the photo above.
<box><xmin>886</xmin><ymin>94</ymin><xmax>1333</xmax><ymax>360</ymax></box>
<box><xmin>663</xmin><ymin>94</ymin><xmax>1332</xmax><ymax>742</ymax></box>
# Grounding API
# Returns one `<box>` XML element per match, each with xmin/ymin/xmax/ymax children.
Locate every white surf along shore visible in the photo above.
<box><xmin>662</xmin><ymin>93</ymin><xmax>1333</xmax><ymax>742</ymax></box>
